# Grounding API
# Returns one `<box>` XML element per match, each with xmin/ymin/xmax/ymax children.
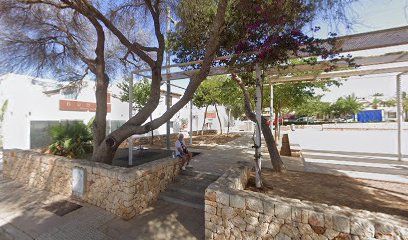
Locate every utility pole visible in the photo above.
<box><xmin>165</xmin><ymin>6</ymin><xmax>171</xmax><ymax>150</ymax></box>
<box><xmin>270</xmin><ymin>83</ymin><xmax>274</xmax><ymax>133</ymax></box>
<box><xmin>190</xmin><ymin>99</ymin><xmax>193</xmax><ymax>145</ymax></box>
<box><xmin>254</xmin><ymin>64</ymin><xmax>263</xmax><ymax>188</ymax></box>
<box><xmin>128</xmin><ymin>73</ymin><xmax>134</xmax><ymax>166</ymax></box>
<box><xmin>396</xmin><ymin>72</ymin><xmax>404</xmax><ymax>161</ymax></box>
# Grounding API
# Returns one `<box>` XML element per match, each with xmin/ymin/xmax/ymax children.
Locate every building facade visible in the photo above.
<box><xmin>0</xmin><ymin>74</ymin><xmax>230</xmax><ymax>150</ymax></box>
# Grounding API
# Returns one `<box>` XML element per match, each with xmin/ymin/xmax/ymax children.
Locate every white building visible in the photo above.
<box><xmin>0</xmin><ymin>74</ymin><xmax>230</xmax><ymax>150</ymax></box>
<box><xmin>178</xmin><ymin>104</ymin><xmax>230</xmax><ymax>133</ymax></box>
<box><xmin>357</xmin><ymin>95</ymin><xmax>399</xmax><ymax>122</ymax></box>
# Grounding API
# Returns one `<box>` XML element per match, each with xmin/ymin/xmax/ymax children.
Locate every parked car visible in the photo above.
<box><xmin>267</xmin><ymin>117</ymin><xmax>283</xmax><ymax>126</ymax></box>
<box><xmin>295</xmin><ymin>117</ymin><xmax>315</xmax><ymax>123</ymax></box>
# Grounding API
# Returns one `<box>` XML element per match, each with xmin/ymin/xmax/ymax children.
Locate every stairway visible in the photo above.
<box><xmin>159</xmin><ymin>170</ymin><xmax>220</xmax><ymax>210</ymax></box>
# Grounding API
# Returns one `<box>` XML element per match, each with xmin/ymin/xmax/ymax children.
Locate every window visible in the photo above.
<box><xmin>388</xmin><ymin>112</ymin><xmax>397</xmax><ymax>118</ymax></box>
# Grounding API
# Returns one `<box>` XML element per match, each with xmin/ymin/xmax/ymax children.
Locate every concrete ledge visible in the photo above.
<box><xmin>323</xmin><ymin>122</ymin><xmax>408</xmax><ymax>130</ymax></box>
<box><xmin>3</xmin><ymin>149</ymin><xmax>181</xmax><ymax>220</ymax></box>
<box><xmin>205</xmin><ymin>166</ymin><xmax>408</xmax><ymax>239</ymax></box>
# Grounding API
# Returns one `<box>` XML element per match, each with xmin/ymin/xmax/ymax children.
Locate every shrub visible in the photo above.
<box><xmin>48</xmin><ymin>122</ymin><xmax>93</xmax><ymax>158</ymax></box>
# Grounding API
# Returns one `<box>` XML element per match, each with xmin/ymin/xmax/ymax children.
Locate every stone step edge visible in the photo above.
<box><xmin>173</xmin><ymin>175</ymin><xmax>215</xmax><ymax>187</ymax></box>
<box><xmin>166</xmin><ymin>185</ymin><xmax>205</xmax><ymax>198</ymax></box>
<box><xmin>159</xmin><ymin>195</ymin><xmax>204</xmax><ymax>210</ymax></box>
<box><xmin>181</xmin><ymin>170</ymin><xmax>220</xmax><ymax>181</ymax></box>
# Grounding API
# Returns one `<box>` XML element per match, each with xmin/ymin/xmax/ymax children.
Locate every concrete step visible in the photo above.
<box><xmin>174</xmin><ymin>175</ymin><xmax>215</xmax><ymax>190</ymax></box>
<box><xmin>158</xmin><ymin>170</ymin><xmax>218</xmax><ymax>209</ymax></box>
<box><xmin>159</xmin><ymin>188</ymin><xmax>204</xmax><ymax>210</ymax></box>
<box><xmin>180</xmin><ymin>169</ymin><xmax>220</xmax><ymax>181</ymax></box>
<box><xmin>166</xmin><ymin>177</ymin><xmax>210</xmax><ymax>197</ymax></box>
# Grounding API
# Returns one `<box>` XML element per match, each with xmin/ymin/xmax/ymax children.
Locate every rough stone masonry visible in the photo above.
<box><xmin>3</xmin><ymin>150</ymin><xmax>181</xmax><ymax>220</ymax></box>
<box><xmin>204</xmin><ymin>166</ymin><xmax>408</xmax><ymax>240</ymax></box>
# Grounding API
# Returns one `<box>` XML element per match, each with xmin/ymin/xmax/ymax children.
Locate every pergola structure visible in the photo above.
<box><xmin>128</xmin><ymin>26</ymin><xmax>408</xmax><ymax>165</ymax></box>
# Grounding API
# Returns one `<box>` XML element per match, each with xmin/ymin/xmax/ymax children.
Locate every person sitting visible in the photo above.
<box><xmin>175</xmin><ymin>133</ymin><xmax>192</xmax><ymax>170</ymax></box>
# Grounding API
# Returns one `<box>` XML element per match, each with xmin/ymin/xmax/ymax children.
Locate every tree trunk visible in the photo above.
<box><xmin>274</xmin><ymin>112</ymin><xmax>279</xmax><ymax>143</ymax></box>
<box><xmin>231</xmin><ymin>73</ymin><xmax>286</xmax><ymax>173</ymax></box>
<box><xmin>91</xmin><ymin>0</ymin><xmax>229</xmax><ymax>164</ymax></box>
<box><xmin>227</xmin><ymin>109</ymin><xmax>231</xmax><ymax>136</ymax></box>
<box><xmin>214</xmin><ymin>104</ymin><xmax>223</xmax><ymax>134</ymax></box>
<box><xmin>201</xmin><ymin>105</ymin><xmax>208</xmax><ymax>135</ymax></box>
<box><xmin>260</xmin><ymin>116</ymin><xmax>285</xmax><ymax>172</ymax></box>
<box><xmin>150</xmin><ymin>114</ymin><xmax>154</xmax><ymax>144</ymax></box>
<box><xmin>92</xmin><ymin>73</ymin><xmax>110</xmax><ymax>159</ymax></box>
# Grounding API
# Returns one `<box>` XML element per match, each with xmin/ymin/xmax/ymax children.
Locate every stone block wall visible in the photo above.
<box><xmin>205</xmin><ymin>166</ymin><xmax>408</xmax><ymax>240</ymax></box>
<box><xmin>3</xmin><ymin>150</ymin><xmax>181</xmax><ymax>220</ymax></box>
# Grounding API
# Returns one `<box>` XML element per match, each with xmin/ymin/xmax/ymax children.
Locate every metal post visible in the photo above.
<box><xmin>128</xmin><ymin>73</ymin><xmax>134</xmax><ymax>166</ymax></box>
<box><xmin>397</xmin><ymin>72</ymin><xmax>404</xmax><ymax>161</ymax></box>
<box><xmin>270</xmin><ymin>83</ymin><xmax>274</xmax><ymax>132</ymax></box>
<box><xmin>165</xmin><ymin>6</ymin><xmax>171</xmax><ymax>150</ymax></box>
<box><xmin>190</xmin><ymin>99</ymin><xmax>193</xmax><ymax>145</ymax></box>
<box><xmin>254</xmin><ymin>64</ymin><xmax>263</xmax><ymax>188</ymax></box>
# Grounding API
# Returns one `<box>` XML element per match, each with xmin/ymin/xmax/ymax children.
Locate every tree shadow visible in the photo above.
<box><xmin>99</xmin><ymin>200</ymin><xmax>204</xmax><ymax>240</ymax></box>
<box><xmin>249</xmin><ymin>168</ymin><xmax>408</xmax><ymax>220</ymax></box>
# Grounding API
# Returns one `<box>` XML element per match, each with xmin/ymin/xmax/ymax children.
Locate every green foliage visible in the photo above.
<box><xmin>114</xmin><ymin>78</ymin><xmax>151</xmax><ymax>109</ymax></box>
<box><xmin>403</xmin><ymin>92</ymin><xmax>408</xmax><ymax>113</ymax></box>
<box><xmin>330</xmin><ymin>94</ymin><xmax>363</xmax><ymax>118</ymax></box>
<box><xmin>171</xmin><ymin>0</ymin><xmax>353</xmax><ymax>70</ymax></box>
<box><xmin>0</xmin><ymin>100</ymin><xmax>8</xmax><ymax>123</ymax></box>
<box><xmin>0</xmin><ymin>100</ymin><xmax>8</xmax><ymax>148</ymax></box>
<box><xmin>295</xmin><ymin>96</ymin><xmax>331</xmax><ymax>118</ymax></box>
<box><xmin>196</xmin><ymin>73</ymin><xmax>341</xmax><ymax>121</ymax></box>
<box><xmin>193</xmin><ymin>76</ymin><xmax>225</xmax><ymax>108</ymax></box>
<box><xmin>381</xmin><ymin>99</ymin><xmax>397</xmax><ymax>107</ymax></box>
<box><xmin>48</xmin><ymin>122</ymin><xmax>92</xmax><ymax>158</ymax></box>
<box><xmin>371</xmin><ymin>97</ymin><xmax>381</xmax><ymax>109</ymax></box>
<box><xmin>219</xmin><ymin>77</ymin><xmax>246</xmax><ymax>119</ymax></box>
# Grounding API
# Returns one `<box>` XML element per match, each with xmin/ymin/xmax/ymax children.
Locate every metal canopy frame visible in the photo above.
<box><xmin>134</xmin><ymin>26</ymin><xmax>408</xmax><ymax>82</ymax></box>
<box><xmin>129</xmin><ymin>26</ymin><xmax>408</xmax><ymax>162</ymax></box>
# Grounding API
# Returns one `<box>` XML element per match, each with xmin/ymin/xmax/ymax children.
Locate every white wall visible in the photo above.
<box><xmin>0</xmin><ymin>74</ymin><xmax>129</xmax><ymax>149</ymax></box>
<box><xmin>178</xmin><ymin>104</ymin><xmax>229</xmax><ymax>133</ymax></box>
<box><xmin>0</xmin><ymin>73</ymin><xmax>235</xmax><ymax>149</ymax></box>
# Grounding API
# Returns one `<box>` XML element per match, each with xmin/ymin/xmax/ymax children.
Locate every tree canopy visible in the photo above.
<box><xmin>330</xmin><ymin>94</ymin><xmax>363</xmax><ymax>118</ymax></box>
<box><xmin>115</xmin><ymin>78</ymin><xmax>152</xmax><ymax>109</ymax></box>
<box><xmin>0</xmin><ymin>0</ymin><xmax>229</xmax><ymax>164</ymax></box>
<box><xmin>193</xmin><ymin>76</ymin><xmax>223</xmax><ymax>108</ymax></box>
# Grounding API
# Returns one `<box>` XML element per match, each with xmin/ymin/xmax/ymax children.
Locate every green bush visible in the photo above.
<box><xmin>48</xmin><ymin>122</ymin><xmax>93</xmax><ymax>158</ymax></box>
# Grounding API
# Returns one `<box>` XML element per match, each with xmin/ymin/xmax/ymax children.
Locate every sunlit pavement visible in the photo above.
<box><xmin>1</xmin><ymin>131</ymin><xmax>407</xmax><ymax>239</ymax></box>
<box><xmin>285</xmin><ymin>128</ymin><xmax>408</xmax><ymax>183</ymax></box>
<box><xmin>0</xmin><ymin>134</ymin><xmax>256</xmax><ymax>240</ymax></box>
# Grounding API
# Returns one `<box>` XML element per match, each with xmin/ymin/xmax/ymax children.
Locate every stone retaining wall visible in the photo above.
<box><xmin>205</xmin><ymin>166</ymin><xmax>408</xmax><ymax>239</ymax></box>
<box><xmin>3</xmin><ymin>150</ymin><xmax>181</xmax><ymax>220</ymax></box>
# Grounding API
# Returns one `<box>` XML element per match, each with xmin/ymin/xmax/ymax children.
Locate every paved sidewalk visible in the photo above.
<box><xmin>0</xmin><ymin>134</ymin><xmax>257</xmax><ymax>240</ymax></box>
<box><xmin>286</xmin><ymin>129</ymin><xmax>408</xmax><ymax>183</ymax></box>
<box><xmin>2</xmin><ymin>132</ymin><xmax>406</xmax><ymax>239</ymax></box>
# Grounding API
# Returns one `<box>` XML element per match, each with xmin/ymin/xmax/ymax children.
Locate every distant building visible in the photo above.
<box><xmin>0</xmin><ymin>73</ymin><xmax>229</xmax><ymax>150</ymax></box>
<box><xmin>357</xmin><ymin>95</ymin><xmax>398</xmax><ymax>122</ymax></box>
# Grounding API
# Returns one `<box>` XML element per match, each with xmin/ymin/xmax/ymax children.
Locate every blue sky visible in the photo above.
<box><xmin>169</xmin><ymin>0</ymin><xmax>408</xmax><ymax>102</ymax></box>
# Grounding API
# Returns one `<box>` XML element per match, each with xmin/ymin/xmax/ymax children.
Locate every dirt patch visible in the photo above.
<box><xmin>43</xmin><ymin>200</ymin><xmax>82</xmax><ymax>216</ymax></box>
<box><xmin>191</xmin><ymin>134</ymin><xmax>241</xmax><ymax>146</ymax></box>
<box><xmin>133</xmin><ymin>133</ymin><xmax>241</xmax><ymax>149</ymax></box>
<box><xmin>246</xmin><ymin>169</ymin><xmax>408</xmax><ymax>218</ymax></box>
